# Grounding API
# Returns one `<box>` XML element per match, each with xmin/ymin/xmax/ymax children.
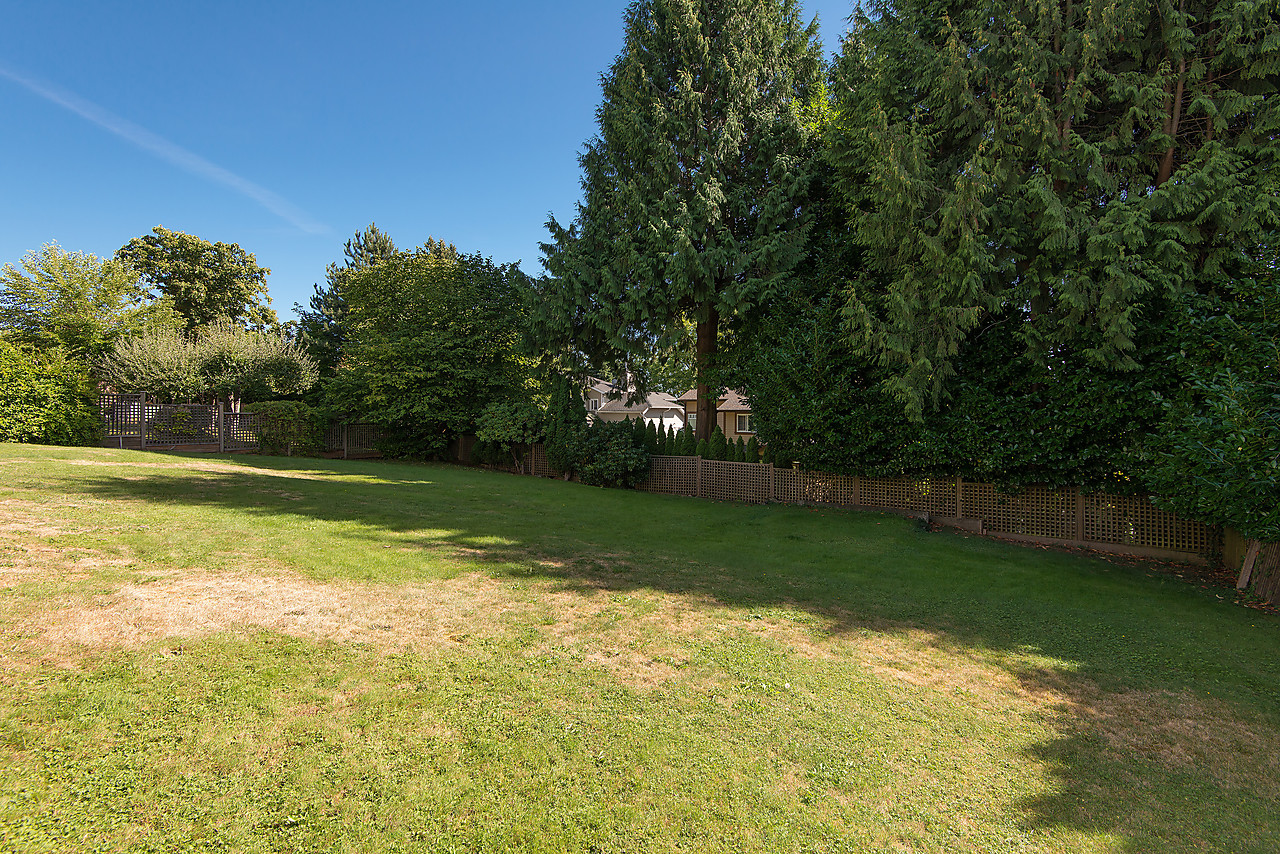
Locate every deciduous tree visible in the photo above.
<box><xmin>116</xmin><ymin>227</ymin><xmax>276</xmax><ymax>330</ymax></box>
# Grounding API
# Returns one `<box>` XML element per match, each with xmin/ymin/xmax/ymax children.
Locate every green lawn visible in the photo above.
<box><xmin>1</xmin><ymin>444</ymin><xmax>1278</xmax><ymax>853</ymax></box>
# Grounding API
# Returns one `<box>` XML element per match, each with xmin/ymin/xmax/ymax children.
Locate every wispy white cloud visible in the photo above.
<box><xmin>0</xmin><ymin>62</ymin><xmax>329</xmax><ymax>235</ymax></box>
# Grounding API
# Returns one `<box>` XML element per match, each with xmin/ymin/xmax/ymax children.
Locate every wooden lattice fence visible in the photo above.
<box><xmin>590</xmin><ymin>453</ymin><xmax>1218</xmax><ymax>564</ymax></box>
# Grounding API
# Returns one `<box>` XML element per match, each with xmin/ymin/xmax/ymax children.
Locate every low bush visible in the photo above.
<box><xmin>571</xmin><ymin>420</ymin><xmax>650</xmax><ymax>488</ymax></box>
<box><xmin>243</xmin><ymin>401</ymin><xmax>326</xmax><ymax>456</ymax></box>
<box><xmin>0</xmin><ymin>340</ymin><xmax>100</xmax><ymax>446</ymax></box>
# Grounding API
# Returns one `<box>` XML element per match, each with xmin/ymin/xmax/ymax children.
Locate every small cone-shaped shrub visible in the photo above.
<box><xmin>734</xmin><ymin>437</ymin><xmax>746</xmax><ymax>462</ymax></box>
<box><xmin>695</xmin><ymin>438</ymin><xmax>709</xmax><ymax>458</ymax></box>
<box><xmin>708</xmin><ymin>426</ymin><xmax>727</xmax><ymax>461</ymax></box>
<box><xmin>647</xmin><ymin>420</ymin><xmax>659</xmax><ymax>453</ymax></box>
<box><xmin>664</xmin><ymin>426</ymin><xmax>676</xmax><ymax>456</ymax></box>
<box><xmin>761</xmin><ymin>444</ymin><xmax>775</xmax><ymax>465</ymax></box>
<box><xmin>679</xmin><ymin>427</ymin><xmax>694</xmax><ymax>456</ymax></box>
<box><xmin>632</xmin><ymin>416</ymin><xmax>648</xmax><ymax>448</ymax></box>
<box><xmin>746</xmin><ymin>435</ymin><xmax>759</xmax><ymax>462</ymax></box>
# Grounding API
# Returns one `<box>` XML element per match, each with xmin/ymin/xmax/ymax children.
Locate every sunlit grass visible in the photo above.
<box><xmin>1</xmin><ymin>444</ymin><xmax>1278</xmax><ymax>853</ymax></box>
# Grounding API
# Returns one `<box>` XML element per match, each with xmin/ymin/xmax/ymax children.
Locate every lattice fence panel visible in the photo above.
<box><xmin>963</xmin><ymin>484</ymin><xmax>1077</xmax><ymax>539</ymax></box>
<box><xmin>772</xmin><ymin>467</ymin><xmax>803</xmax><ymax>504</ymax></box>
<box><xmin>98</xmin><ymin>393</ymin><xmax>144</xmax><ymax>439</ymax></box>
<box><xmin>146</xmin><ymin>404</ymin><xmax>218</xmax><ymax>445</ymax></box>
<box><xmin>860</xmin><ymin>477</ymin><xmax>957</xmax><ymax>515</ymax></box>
<box><xmin>222</xmin><ymin>412</ymin><xmax>263</xmax><ymax>451</ymax></box>
<box><xmin>1083</xmin><ymin>493</ymin><xmax>1214</xmax><ymax>553</ymax></box>
<box><xmin>528</xmin><ymin>443</ymin><xmax>557</xmax><ymax>477</ymax></box>
<box><xmin>323</xmin><ymin>424</ymin><xmax>345</xmax><ymax>453</ymax></box>
<box><xmin>639</xmin><ymin>456</ymin><xmax>700</xmax><ymax>496</ymax></box>
<box><xmin>700</xmin><ymin>459</ymin><xmax>771</xmax><ymax>503</ymax></box>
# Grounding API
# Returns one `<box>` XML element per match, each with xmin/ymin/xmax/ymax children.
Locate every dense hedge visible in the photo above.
<box><xmin>0</xmin><ymin>340</ymin><xmax>101</xmax><ymax>446</ymax></box>
<box><xmin>242</xmin><ymin>401</ymin><xmax>327</xmax><ymax>456</ymax></box>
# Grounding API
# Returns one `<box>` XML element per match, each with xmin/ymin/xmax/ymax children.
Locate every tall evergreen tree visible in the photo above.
<box><xmin>830</xmin><ymin>0</ymin><xmax>1280</xmax><ymax>416</ymax></box>
<box><xmin>534</xmin><ymin>0</ymin><xmax>825</xmax><ymax>441</ymax></box>
<box><xmin>295</xmin><ymin>223</ymin><xmax>399</xmax><ymax>376</ymax></box>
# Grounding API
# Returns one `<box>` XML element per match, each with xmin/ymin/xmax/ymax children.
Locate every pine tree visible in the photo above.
<box><xmin>535</xmin><ymin>0</ymin><xmax>825</xmax><ymax>441</ymax></box>
<box><xmin>646</xmin><ymin>420</ymin><xmax>659</xmax><ymax>453</ymax></box>
<box><xmin>631</xmin><ymin>416</ymin><xmax>648</xmax><ymax>448</ymax></box>
<box><xmin>664</xmin><ymin>425</ymin><xmax>676</xmax><ymax>456</ymax></box>
<box><xmin>695</xmin><ymin>438</ymin><xmax>709</xmax><ymax>459</ymax></box>
<box><xmin>745</xmin><ymin>435</ymin><xmax>760</xmax><ymax>463</ymax></box>
<box><xmin>734</xmin><ymin>437</ymin><xmax>747</xmax><ymax>463</ymax></box>
<box><xmin>831</xmin><ymin>0</ymin><xmax>1280</xmax><ymax>416</ymax></box>
<box><xmin>296</xmin><ymin>223</ymin><xmax>399</xmax><ymax>376</ymax></box>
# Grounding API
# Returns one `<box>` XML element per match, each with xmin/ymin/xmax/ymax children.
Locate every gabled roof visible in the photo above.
<box><xmin>597</xmin><ymin>390</ymin><xmax>684</xmax><ymax>415</ymax></box>
<box><xmin>676</xmin><ymin>388</ymin><xmax>752</xmax><ymax>412</ymax></box>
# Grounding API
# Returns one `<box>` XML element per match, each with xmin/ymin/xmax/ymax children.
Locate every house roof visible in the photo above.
<box><xmin>676</xmin><ymin>388</ymin><xmax>752</xmax><ymax>412</ymax></box>
<box><xmin>597</xmin><ymin>390</ymin><xmax>683</xmax><ymax>415</ymax></box>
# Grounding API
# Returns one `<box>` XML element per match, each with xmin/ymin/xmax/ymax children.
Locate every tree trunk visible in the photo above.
<box><xmin>695</xmin><ymin>304</ymin><xmax>719</xmax><ymax>442</ymax></box>
<box><xmin>1237</xmin><ymin>538</ymin><xmax>1263</xmax><ymax>591</ymax></box>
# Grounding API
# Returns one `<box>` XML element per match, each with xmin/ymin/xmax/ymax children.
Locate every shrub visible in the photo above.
<box><xmin>746</xmin><ymin>435</ymin><xmax>759</xmax><ymax>462</ymax></box>
<box><xmin>243</xmin><ymin>400</ymin><xmax>326</xmax><ymax>456</ymax></box>
<box><xmin>695</xmin><ymin>438</ymin><xmax>709</xmax><ymax>458</ymax></box>
<box><xmin>709</xmin><ymin>426</ymin><xmax>727</xmax><ymax>461</ymax></box>
<box><xmin>0</xmin><ymin>340</ymin><xmax>100</xmax><ymax>446</ymax></box>
<box><xmin>570</xmin><ymin>420</ymin><xmax>651</xmax><ymax>488</ymax></box>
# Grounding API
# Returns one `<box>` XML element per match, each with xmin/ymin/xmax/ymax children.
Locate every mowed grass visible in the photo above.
<box><xmin>1</xmin><ymin>445</ymin><xmax>1278</xmax><ymax>853</ymax></box>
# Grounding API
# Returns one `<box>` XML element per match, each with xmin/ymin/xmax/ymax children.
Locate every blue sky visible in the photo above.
<box><xmin>0</xmin><ymin>1</ymin><xmax>855</xmax><ymax>321</ymax></box>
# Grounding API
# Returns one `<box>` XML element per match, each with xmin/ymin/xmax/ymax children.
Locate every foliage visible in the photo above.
<box><xmin>477</xmin><ymin>398</ymin><xmax>546</xmax><ymax>470</ymax></box>
<box><xmin>116</xmin><ymin>226</ymin><xmax>276</xmax><ymax>330</ymax></box>
<box><xmin>568</xmin><ymin>419</ymin><xmax>651</xmax><ymax>489</ymax></box>
<box><xmin>326</xmin><ymin>245</ymin><xmax>530</xmax><ymax>458</ymax></box>
<box><xmin>295</xmin><ymin>224</ymin><xmax>402</xmax><ymax>377</ymax></box>
<box><xmin>0</xmin><ymin>243</ymin><xmax>178</xmax><ymax>359</ymax></box>
<box><xmin>695</xmin><ymin>438</ymin><xmax>709</xmax><ymax>459</ymax></box>
<box><xmin>99</xmin><ymin>323</ymin><xmax>317</xmax><ymax>407</ymax></box>
<box><xmin>1150</xmin><ymin>255</ymin><xmax>1280</xmax><ymax>542</ymax></box>
<box><xmin>243</xmin><ymin>400</ymin><xmax>327</xmax><ymax>456</ymax></box>
<box><xmin>0</xmin><ymin>340</ymin><xmax>100</xmax><ymax>445</ymax></box>
<box><xmin>830</xmin><ymin>0</ymin><xmax>1280</xmax><ymax>417</ymax></box>
<box><xmin>544</xmin><ymin>374</ymin><xmax>590</xmax><ymax>476</ymax></box>
<box><xmin>533</xmin><ymin>0</ymin><xmax>825</xmax><ymax>439</ymax></box>
<box><xmin>709</xmin><ymin>427</ymin><xmax>727</xmax><ymax>462</ymax></box>
<box><xmin>745</xmin><ymin>436</ymin><xmax>759</xmax><ymax>462</ymax></box>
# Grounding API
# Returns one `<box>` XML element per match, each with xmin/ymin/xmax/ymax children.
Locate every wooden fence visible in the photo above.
<box><xmin>518</xmin><ymin>446</ymin><xmax>1218</xmax><ymax>564</ymax></box>
<box><xmin>98</xmin><ymin>393</ymin><xmax>382</xmax><ymax>458</ymax></box>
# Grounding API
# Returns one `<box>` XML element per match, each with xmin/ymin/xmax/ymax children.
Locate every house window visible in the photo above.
<box><xmin>736</xmin><ymin>414</ymin><xmax>755</xmax><ymax>433</ymax></box>
<box><xmin>589</xmin><ymin>398</ymin><xmax>600</xmax><ymax>411</ymax></box>
<box><xmin>687</xmin><ymin>412</ymin><xmax>697</xmax><ymax>431</ymax></box>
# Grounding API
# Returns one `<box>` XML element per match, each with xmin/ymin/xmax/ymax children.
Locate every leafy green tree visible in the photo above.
<box><xmin>98</xmin><ymin>322</ymin><xmax>317</xmax><ymax>407</ymax></box>
<box><xmin>534</xmin><ymin>0</ymin><xmax>825</xmax><ymax>441</ymax></box>
<box><xmin>295</xmin><ymin>223</ymin><xmax>402</xmax><ymax>376</ymax></box>
<box><xmin>569</xmin><ymin>420</ymin><xmax>652</xmax><ymax>489</ymax></box>
<box><xmin>117</xmin><ymin>226</ymin><xmax>276</xmax><ymax>330</ymax></box>
<box><xmin>477</xmin><ymin>397</ymin><xmax>546</xmax><ymax>471</ymax></box>
<box><xmin>0</xmin><ymin>339</ymin><xmax>101</xmax><ymax>446</ymax></box>
<box><xmin>1</xmin><ymin>243</ymin><xmax>177</xmax><ymax>359</ymax></box>
<box><xmin>326</xmin><ymin>244</ymin><xmax>531</xmax><ymax>458</ymax></box>
<box><xmin>831</xmin><ymin>0</ymin><xmax>1280</xmax><ymax>417</ymax></box>
<box><xmin>1150</xmin><ymin>249</ymin><xmax>1280</xmax><ymax>583</ymax></box>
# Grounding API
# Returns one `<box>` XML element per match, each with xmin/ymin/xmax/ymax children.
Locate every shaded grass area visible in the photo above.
<box><xmin>1</xmin><ymin>444</ymin><xmax>1278</xmax><ymax>852</ymax></box>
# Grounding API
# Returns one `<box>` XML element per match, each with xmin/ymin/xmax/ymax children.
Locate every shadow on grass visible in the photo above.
<box><xmin>41</xmin><ymin>453</ymin><xmax>1280</xmax><ymax>852</ymax></box>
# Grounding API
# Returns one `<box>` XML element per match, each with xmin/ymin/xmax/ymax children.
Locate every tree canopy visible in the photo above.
<box><xmin>0</xmin><ymin>243</ymin><xmax>176</xmax><ymax>359</ymax></box>
<box><xmin>533</xmin><ymin>0</ymin><xmax>826</xmax><ymax>439</ymax></box>
<box><xmin>326</xmin><ymin>243</ymin><xmax>531</xmax><ymax>457</ymax></box>
<box><xmin>116</xmin><ymin>226</ymin><xmax>276</xmax><ymax>331</ymax></box>
<box><xmin>830</xmin><ymin>0</ymin><xmax>1280</xmax><ymax>416</ymax></box>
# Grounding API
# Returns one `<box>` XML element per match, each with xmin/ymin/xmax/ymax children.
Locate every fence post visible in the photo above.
<box><xmin>343</xmin><ymin>424</ymin><xmax>349</xmax><ymax>460</ymax></box>
<box><xmin>217</xmin><ymin>403</ymin><xmax>225</xmax><ymax>453</ymax></box>
<box><xmin>139</xmin><ymin>392</ymin><xmax>148</xmax><ymax>450</ymax></box>
<box><xmin>696</xmin><ymin>456</ymin><xmax>703</xmax><ymax>499</ymax></box>
<box><xmin>956</xmin><ymin>477</ymin><xmax>963</xmax><ymax>519</ymax></box>
<box><xmin>767</xmin><ymin>463</ymin><xmax>775</xmax><ymax>503</ymax></box>
<box><xmin>852</xmin><ymin>475</ymin><xmax>861</xmax><ymax>508</ymax></box>
<box><xmin>1075</xmin><ymin>489</ymin><xmax>1086</xmax><ymax>542</ymax></box>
